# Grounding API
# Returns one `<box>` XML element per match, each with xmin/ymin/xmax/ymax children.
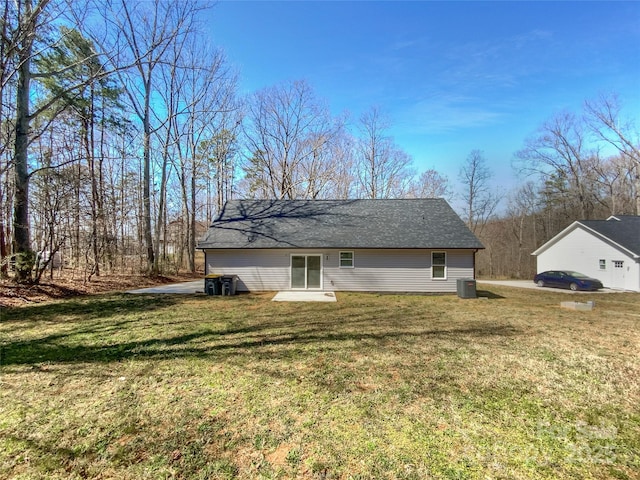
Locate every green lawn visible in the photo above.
<box><xmin>1</xmin><ymin>286</ymin><xmax>639</xmax><ymax>479</ymax></box>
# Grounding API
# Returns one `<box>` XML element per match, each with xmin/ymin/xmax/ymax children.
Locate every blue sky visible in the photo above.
<box><xmin>205</xmin><ymin>1</ymin><xmax>640</xmax><ymax>195</ymax></box>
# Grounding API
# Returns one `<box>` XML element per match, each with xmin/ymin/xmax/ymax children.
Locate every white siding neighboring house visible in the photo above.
<box><xmin>197</xmin><ymin>199</ymin><xmax>484</xmax><ymax>293</ymax></box>
<box><xmin>532</xmin><ymin>215</ymin><xmax>640</xmax><ymax>292</ymax></box>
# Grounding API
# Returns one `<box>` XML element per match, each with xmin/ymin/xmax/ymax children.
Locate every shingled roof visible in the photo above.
<box><xmin>531</xmin><ymin>214</ymin><xmax>640</xmax><ymax>258</ymax></box>
<box><xmin>197</xmin><ymin>199</ymin><xmax>484</xmax><ymax>250</ymax></box>
<box><xmin>579</xmin><ymin>215</ymin><xmax>640</xmax><ymax>257</ymax></box>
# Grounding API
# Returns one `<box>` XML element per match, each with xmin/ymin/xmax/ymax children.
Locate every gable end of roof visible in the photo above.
<box><xmin>532</xmin><ymin>217</ymin><xmax>640</xmax><ymax>258</ymax></box>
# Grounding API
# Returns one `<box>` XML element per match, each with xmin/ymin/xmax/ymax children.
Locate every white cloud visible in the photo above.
<box><xmin>398</xmin><ymin>94</ymin><xmax>506</xmax><ymax>134</ymax></box>
<box><xmin>437</xmin><ymin>29</ymin><xmax>556</xmax><ymax>90</ymax></box>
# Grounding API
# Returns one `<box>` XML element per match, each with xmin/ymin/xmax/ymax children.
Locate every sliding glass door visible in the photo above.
<box><xmin>291</xmin><ymin>255</ymin><xmax>322</xmax><ymax>289</ymax></box>
<box><xmin>291</xmin><ymin>256</ymin><xmax>307</xmax><ymax>288</ymax></box>
<box><xmin>306</xmin><ymin>255</ymin><xmax>321</xmax><ymax>289</ymax></box>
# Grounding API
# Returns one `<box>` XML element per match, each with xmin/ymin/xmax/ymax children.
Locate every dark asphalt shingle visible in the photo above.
<box><xmin>580</xmin><ymin>215</ymin><xmax>640</xmax><ymax>257</ymax></box>
<box><xmin>197</xmin><ymin>199</ymin><xmax>484</xmax><ymax>250</ymax></box>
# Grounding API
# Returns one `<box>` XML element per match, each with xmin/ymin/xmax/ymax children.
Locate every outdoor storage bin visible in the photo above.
<box><xmin>204</xmin><ymin>274</ymin><xmax>222</xmax><ymax>296</ymax></box>
<box><xmin>457</xmin><ymin>278</ymin><xmax>477</xmax><ymax>298</ymax></box>
<box><xmin>220</xmin><ymin>275</ymin><xmax>238</xmax><ymax>296</ymax></box>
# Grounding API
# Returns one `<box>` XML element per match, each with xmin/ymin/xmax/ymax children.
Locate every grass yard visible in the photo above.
<box><xmin>1</xmin><ymin>285</ymin><xmax>639</xmax><ymax>479</ymax></box>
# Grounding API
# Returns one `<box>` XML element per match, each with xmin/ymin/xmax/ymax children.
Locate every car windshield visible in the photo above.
<box><xmin>567</xmin><ymin>271</ymin><xmax>589</xmax><ymax>278</ymax></box>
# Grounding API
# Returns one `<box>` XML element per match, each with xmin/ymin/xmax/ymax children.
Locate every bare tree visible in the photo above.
<box><xmin>355</xmin><ymin>106</ymin><xmax>414</xmax><ymax>199</ymax></box>
<box><xmin>407</xmin><ymin>169</ymin><xmax>452</xmax><ymax>200</ymax></box>
<box><xmin>467</xmin><ymin>95</ymin><xmax>638</xmax><ymax>280</ymax></box>
<box><xmin>243</xmin><ymin>80</ymin><xmax>341</xmax><ymax>199</ymax></box>
<box><xmin>2</xmin><ymin>0</ymin><xmax>248</xmax><ymax>281</ymax></box>
<box><xmin>168</xmin><ymin>41</ymin><xmax>238</xmax><ymax>273</ymax></box>
<box><xmin>514</xmin><ymin>111</ymin><xmax>601</xmax><ymax>220</ymax></box>
<box><xmin>506</xmin><ymin>182</ymin><xmax>540</xmax><ymax>278</ymax></box>
<box><xmin>458</xmin><ymin>150</ymin><xmax>500</xmax><ymax>234</ymax></box>
<box><xmin>590</xmin><ymin>154</ymin><xmax>638</xmax><ymax>215</ymax></box>
<box><xmin>324</xmin><ymin>132</ymin><xmax>357</xmax><ymax>199</ymax></box>
<box><xmin>92</xmin><ymin>0</ymin><xmax>206</xmax><ymax>275</ymax></box>
<box><xmin>6</xmin><ymin>0</ymin><xmax>112</xmax><ymax>282</ymax></box>
<box><xmin>201</xmin><ymin>124</ymin><xmax>241</xmax><ymax>220</ymax></box>
<box><xmin>584</xmin><ymin>93</ymin><xmax>640</xmax><ymax>214</ymax></box>
<box><xmin>0</xmin><ymin>0</ymin><xmax>14</xmax><ymax>277</ymax></box>
<box><xmin>30</xmin><ymin>157</ymin><xmax>74</xmax><ymax>283</ymax></box>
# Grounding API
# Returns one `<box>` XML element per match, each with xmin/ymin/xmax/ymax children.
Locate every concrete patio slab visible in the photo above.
<box><xmin>272</xmin><ymin>291</ymin><xmax>337</xmax><ymax>302</ymax></box>
<box><xmin>126</xmin><ymin>280</ymin><xmax>203</xmax><ymax>294</ymax></box>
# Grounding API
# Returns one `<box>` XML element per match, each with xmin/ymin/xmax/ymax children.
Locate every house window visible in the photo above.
<box><xmin>432</xmin><ymin>251</ymin><xmax>446</xmax><ymax>279</ymax></box>
<box><xmin>614</xmin><ymin>260</ymin><xmax>624</xmax><ymax>268</ymax></box>
<box><xmin>339</xmin><ymin>251</ymin><xmax>354</xmax><ymax>268</ymax></box>
<box><xmin>599</xmin><ymin>259</ymin><xmax>606</xmax><ymax>270</ymax></box>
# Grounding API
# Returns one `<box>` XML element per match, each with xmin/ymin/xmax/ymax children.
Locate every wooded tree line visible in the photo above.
<box><xmin>1</xmin><ymin>0</ymin><xmax>638</xmax><ymax>283</ymax></box>
<box><xmin>0</xmin><ymin>0</ymin><xmax>451</xmax><ymax>283</ymax></box>
<box><xmin>477</xmin><ymin>94</ymin><xmax>639</xmax><ymax>279</ymax></box>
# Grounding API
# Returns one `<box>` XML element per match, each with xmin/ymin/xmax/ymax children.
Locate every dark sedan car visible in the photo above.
<box><xmin>534</xmin><ymin>271</ymin><xmax>603</xmax><ymax>291</ymax></box>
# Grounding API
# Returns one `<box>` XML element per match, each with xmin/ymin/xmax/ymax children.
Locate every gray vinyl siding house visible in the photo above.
<box><xmin>197</xmin><ymin>199</ymin><xmax>484</xmax><ymax>293</ymax></box>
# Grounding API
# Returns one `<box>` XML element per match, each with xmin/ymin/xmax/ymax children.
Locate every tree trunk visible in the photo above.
<box><xmin>0</xmin><ymin>220</ymin><xmax>8</xmax><ymax>279</ymax></box>
<box><xmin>85</xmin><ymin>113</ymin><xmax>101</xmax><ymax>278</ymax></box>
<box><xmin>189</xmin><ymin>155</ymin><xmax>196</xmax><ymax>273</ymax></box>
<box><xmin>153</xmin><ymin>152</ymin><xmax>168</xmax><ymax>274</ymax></box>
<box><xmin>153</xmin><ymin>119</ymin><xmax>171</xmax><ymax>274</ymax></box>
<box><xmin>635</xmin><ymin>165</ymin><xmax>640</xmax><ymax>215</ymax></box>
<box><xmin>12</xmin><ymin>11</ymin><xmax>34</xmax><ymax>283</ymax></box>
<box><xmin>142</xmin><ymin>82</ymin><xmax>155</xmax><ymax>275</ymax></box>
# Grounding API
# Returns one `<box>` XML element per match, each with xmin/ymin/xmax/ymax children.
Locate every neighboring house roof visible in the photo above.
<box><xmin>198</xmin><ymin>198</ymin><xmax>484</xmax><ymax>250</ymax></box>
<box><xmin>532</xmin><ymin>215</ymin><xmax>640</xmax><ymax>259</ymax></box>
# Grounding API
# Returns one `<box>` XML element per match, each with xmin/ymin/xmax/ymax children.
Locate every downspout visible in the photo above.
<box><xmin>202</xmin><ymin>249</ymin><xmax>208</xmax><ymax>275</ymax></box>
<box><xmin>473</xmin><ymin>249</ymin><xmax>477</xmax><ymax>279</ymax></box>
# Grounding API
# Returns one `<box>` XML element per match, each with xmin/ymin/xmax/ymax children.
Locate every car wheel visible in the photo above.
<box><xmin>537</xmin><ymin>280</ymin><xmax>545</xmax><ymax>287</ymax></box>
<box><xmin>569</xmin><ymin>283</ymin><xmax>579</xmax><ymax>291</ymax></box>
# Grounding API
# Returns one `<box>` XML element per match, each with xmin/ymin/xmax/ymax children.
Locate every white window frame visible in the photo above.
<box><xmin>290</xmin><ymin>254</ymin><xmax>323</xmax><ymax>290</ymax></box>
<box><xmin>599</xmin><ymin>259</ymin><xmax>606</xmax><ymax>270</ymax></box>
<box><xmin>339</xmin><ymin>251</ymin><xmax>354</xmax><ymax>268</ymax></box>
<box><xmin>432</xmin><ymin>251</ymin><xmax>447</xmax><ymax>280</ymax></box>
<box><xmin>613</xmin><ymin>260</ymin><xmax>624</xmax><ymax>269</ymax></box>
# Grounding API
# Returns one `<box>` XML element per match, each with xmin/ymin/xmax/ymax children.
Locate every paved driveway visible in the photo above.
<box><xmin>127</xmin><ymin>280</ymin><xmax>203</xmax><ymax>294</ymax></box>
<box><xmin>478</xmin><ymin>279</ymin><xmax>618</xmax><ymax>293</ymax></box>
<box><xmin>477</xmin><ymin>280</ymin><xmax>539</xmax><ymax>290</ymax></box>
